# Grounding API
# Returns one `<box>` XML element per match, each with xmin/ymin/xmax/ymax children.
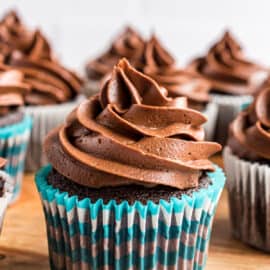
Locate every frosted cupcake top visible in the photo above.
<box><xmin>188</xmin><ymin>31</ymin><xmax>268</xmax><ymax>95</ymax></box>
<box><xmin>0</xmin><ymin>11</ymin><xmax>83</xmax><ymax>106</ymax></box>
<box><xmin>0</xmin><ymin>68</ymin><xmax>29</xmax><ymax>116</ymax></box>
<box><xmin>228</xmin><ymin>85</ymin><xmax>270</xmax><ymax>161</ymax></box>
<box><xmin>142</xmin><ymin>35</ymin><xmax>211</xmax><ymax>110</ymax></box>
<box><xmin>0</xmin><ymin>11</ymin><xmax>52</xmax><ymax>61</ymax></box>
<box><xmin>45</xmin><ymin>59</ymin><xmax>221</xmax><ymax>190</ymax></box>
<box><xmin>86</xmin><ymin>27</ymin><xmax>145</xmax><ymax>81</ymax></box>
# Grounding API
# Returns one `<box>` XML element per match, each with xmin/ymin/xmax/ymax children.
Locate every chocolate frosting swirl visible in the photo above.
<box><xmin>142</xmin><ymin>36</ymin><xmax>211</xmax><ymax>110</ymax></box>
<box><xmin>45</xmin><ymin>59</ymin><xmax>221</xmax><ymax>190</ymax></box>
<box><xmin>0</xmin><ymin>11</ymin><xmax>52</xmax><ymax>62</ymax></box>
<box><xmin>5</xmin><ymin>52</ymin><xmax>82</xmax><ymax>105</ymax></box>
<box><xmin>228</xmin><ymin>86</ymin><xmax>270</xmax><ymax>161</ymax></box>
<box><xmin>86</xmin><ymin>27</ymin><xmax>145</xmax><ymax>81</ymax></box>
<box><xmin>0</xmin><ymin>67</ymin><xmax>30</xmax><ymax>116</ymax></box>
<box><xmin>189</xmin><ymin>31</ymin><xmax>268</xmax><ymax>95</ymax></box>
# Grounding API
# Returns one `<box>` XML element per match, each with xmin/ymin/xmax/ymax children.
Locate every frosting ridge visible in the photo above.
<box><xmin>45</xmin><ymin>59</ymin><xmax>221</xmax><ymax>189</ymax></box>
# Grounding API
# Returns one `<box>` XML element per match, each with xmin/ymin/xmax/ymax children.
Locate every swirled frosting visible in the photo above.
<box><xmin>0</xmin><ymin>67</ymin><xmax>30</xmax><ymax>116</ymax></box>
<box><xmin>0</xmin><ymin>11</ymin><xmax>52</xmax><ymax>61</ymax></box>
<box><xmin>45</xmin><ymin>59</ymin><xmax>221</xmax><ymax>190</ymax></box>
<box><xmin>228</xmin><ymin>86</ymin><xmax>270</xmax><ymax>161</ymax></box>
<box><xmin>189</xmin><ymin>31</ymin><xmax>268</xmax><ymax>95</ymax></box>
<box><xmin>3</xmin><ymin>52</ymin><xmax>82</xmax><ymax>105</ymax></box>
<box><xmin>142</xmin><ymin>36</ymin><xmax>211</xmax><ymax>110</ymax></box>
<box><xmin>86</xmin><ymin>27</ymin><xmax>145</xmax><ymax>81</ymax></box>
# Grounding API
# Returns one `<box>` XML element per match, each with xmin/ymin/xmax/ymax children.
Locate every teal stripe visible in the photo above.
<box><xmin>44</xmin><ymin>213</ymin><xmax>213</xmax><ymax>243</ymax></box>
<box><xmin>48</xmin><ymin>243</ymin><xmax>206</xmax><ymax>267</ymax></box>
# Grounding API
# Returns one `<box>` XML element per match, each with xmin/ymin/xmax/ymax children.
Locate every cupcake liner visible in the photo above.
<box><xmin>0</xmin><ymin>115</ymin><xmax>32</xmax><ymax>202</ymax></box>
<box><xmin>201</xmin><ymin>103</ymin><xmax>218</xmax><ymax>141</ymax></box>
<box><xmin>83</xmin><ymin>79</ymin><xmax>100</xmax><ymax>97</ymax></box>
<box><xmin>24</xmin><ymin>96</ymin><xmax>85</xmax><ymax>172</ymax></box>
<box><xmin>223</xmin><ymin>146</ymin><xmax>270</xmax><ymax>252</ymax></box>
<box><xmin>211</xmin><ymin>94</ymin><xmax>253</xmax><ymax>145</ymax></box>
<box><xmin>0</xmin><ymin>170</ymin><xmax>13</xmax><ymax>234</ymax></box>
<box><xmin>36</xmin><ymin>165</ymin><xmax>225</xmax><ymax>270</ymax></box>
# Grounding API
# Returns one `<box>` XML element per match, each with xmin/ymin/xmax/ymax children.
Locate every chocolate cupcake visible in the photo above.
<box><xmin>0</xmin><ymin>67</ymin><xmax>32</xmax><ymax>201</ymax></box>
<box><xmin>0</xmin><ymin>157</ymin><xmax>14</xmax><ymax>235</ymax></box>
<box><xmin>0</xmin><ymin>10</ymin><xmax>84</xmax><ymax>171</ymax></box>
<box><xmin>188</xmin><ymin>31</ymin><xmax>268</xmax><ymax>144</ymax></box>
<box><xmin>36</xmin><ymin>59</ymin><xmax>225</xmax><ymax>269</ymax></box>
<box><xmin>140</xmin><ymin>35</ymin><xmax>218</xmax><ymax>140</ymax></box>
<box><xmin>85</xmin><ymin>26</ymin><xmax>145</xmax><ymax>96</ymax></box>
<box><xmin>224</xmin><ymin>85</ymin><xmax>270</xmax><ymax>252</ymax></box>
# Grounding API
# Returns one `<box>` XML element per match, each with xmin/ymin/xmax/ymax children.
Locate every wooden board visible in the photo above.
<box><xmin>0</xmin><ymin>156</ymin><xmax>270</xmax><ymax>269</ymax></box>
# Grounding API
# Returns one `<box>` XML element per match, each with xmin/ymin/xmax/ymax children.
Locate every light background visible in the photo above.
<box><xmin>1</xmin><ymin>0</ymin><xmax>270</xmax><ymax>73</ymax></box>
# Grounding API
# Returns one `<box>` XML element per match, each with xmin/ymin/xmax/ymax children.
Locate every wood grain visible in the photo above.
<box><xmin>0</xmin><ymin>156</ymin><xmax>269</xmax><ymax>269</ymax></box>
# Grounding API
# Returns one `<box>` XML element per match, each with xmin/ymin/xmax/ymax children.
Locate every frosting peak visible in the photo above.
<box><xmin>86</xmin><ymin>27</ymin><xmax>145</xmax><ymax>80</ymax></box>
<box><xmin>0</xmin><ymin>10</ymin><xmax>52</xmax><ymax>61</ymax></box>
<box><xmin>142</xmin><ymin>36</ymin><xmax>211</xmax><ymax>110</ymax></box>
<box><xmin>189</xmin><ymin>31</ymin><xmax>268</xmax><ymax>95</ymax></box>
<box><xmin>45</xmin><ymin>59</ymin><xmax>221</xmax><ymax>190</ymax></box>
<box><xmin>228</xmin><ymin>86</ymin><xmax>270</xmax><ymax>161</ymax></box>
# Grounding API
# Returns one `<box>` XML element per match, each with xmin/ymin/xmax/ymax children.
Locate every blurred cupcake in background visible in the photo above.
<box><xmin>140</xmin><ymin>35</ymin><xmax>218</xmax><ymax>140</ymax></box>
<box><xmin>188</xmin><ymin>31</ymin><xmax>269</xmax><ymax>144</ymax></box>
<box><xmin>36</xmin><ymin>59</ymin><xmax>225</xmax><ymax>270</ymax></box>
<box><xmin>0</xmin><ymin>157</ymin><xmax>14</xmax><ymax>235</ymax></box>
<box><xmin>0</xmin><ymin>67</ymin><xmax>32</xmax><ymax>201</ymax></box>
<box><xmin>224</xmin><ymin>85</ymin><xmax>270</xmax><ymax>252</ymax></box>
<box><xmin>85</xmin><ymin>26</ymin><xmax>145</xmax><ymax>96</ymax></box>
<box><xmin>0</xmin><ymin>10</ymin><xmax>84</xmax><ymax>172</ymax></box>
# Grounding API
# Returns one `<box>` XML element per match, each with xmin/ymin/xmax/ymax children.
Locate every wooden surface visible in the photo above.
<box><xmin>0</xmin><ymin>156</ymin><xmax>270</xmax><ymax>269</ymax></box>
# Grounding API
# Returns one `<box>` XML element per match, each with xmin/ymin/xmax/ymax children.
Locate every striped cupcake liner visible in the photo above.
<box><xmin>0</xmin><ymin>170</ymin><xmax>14</xmax><ymax>235</ymax></box>
<box><xmin>223</xmin><ymin>147</ymin><xmax>270</xmax><ymax>252</ymax></box>
<box><xmin>24</xmin><ymin>95</ymin><xmax>85</xmax><ymax>172</ymax></box>
<box><xmin>211</xmin><ymin>94</ymin><xmax>253</xmax><ymax>145</ymax></box>
<box><xmin>202</xmin><ymin>103</ymin><xmax>218</xmax><ymax>141</ymax></box>
<box><xmin>0</xmin><ymin>115</ymin><xmax>32</xmax><ymax>202</ymax></box>
<box><xmin>36</xmin><ymin>165</ymin><xmax>225</xmax><ymax>270</ymax></box>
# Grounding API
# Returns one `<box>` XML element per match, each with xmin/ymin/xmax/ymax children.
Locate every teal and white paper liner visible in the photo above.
<box><xmin>36</xmin><ymin>165</ymin><xmax>225</xmax><ymax>270</ymax></box>
<box><xmin>223</xmin><ymin>147</ymin><xmax>270</xmax><ymax>252</ymax></box>
<box><xmin>24</xmin><ymin>95</ymin><xmax>85</xmax><ymax>172</ymax></box>
<box><xmin>0</xmin><ymin>115</ymin><xmax>32</xmax><ymax>202</ymax></box>
<box><xmin>0</xmin><ymin>170</ymin><xmax>14</xmax><ymax>234</ymax></box>
<box><xmin>211</xmin><ymin>94</ymin><xmax>253</xmax><ymax>145</ymax></box>
<box><xmin>202</xmin><ymin>103</ymin><xmax>218</xmax><ymax>141</ymax></box>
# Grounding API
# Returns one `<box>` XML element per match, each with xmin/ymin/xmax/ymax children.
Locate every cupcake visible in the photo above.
<box><xmin>0</xmin><ymin>10</ymin><xmax>84</xmax><ymax>172</ymax></box>
<box><xmin>36</xmin><ymin>59</ymin><xmax>225</xmax><ymax>269</ymax></box>
<box><xmin>140</xmin><ymin>35</ymin><xmax>218</xmax><ymax>140</ymax></box>
<box><xmin>188</xmin><ymin>31</ymin><xmax>268</xmax><ymax>144</ymax></box>
<box><xmin>85</xmin><ymin>26</ymin><xmax>145</xmax><ymax>96</ymax></box>
<box><xmin>0</xmin><ymin>68</ymin><xmax>32</xmax><ymax>201</ymax></box>
<box><xmin>0</xmin><ymin>157</ymin><xmax>14</xmax><ymax>234</ymax></box>
<box><xmin>224</xmin><ymin>85</ymin><xmax>270</xmax><ymax>251</ymax></box>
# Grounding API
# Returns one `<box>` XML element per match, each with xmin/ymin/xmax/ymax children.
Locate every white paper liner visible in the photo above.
<box><xmin>0</xmin><ymin>170</ymin><xmax>13</xmax><ymax>234</ymax></box>
<box><xmin>223</xmin><ymin>146</ymin><xmax>270</xmax><ymax>252</ymax></box>
<box><xmin>24</xmin><ymin>95</ymin><xmax>85</xmax><ymax>172</ymax></box>
<box><xmin>83</xmin><ymin>79</ymin><xmax>100</xmax><ymax>97</ymax></box>
<box><xmin>202</xmin><ymin>102</ymin><xmax>218</xmax><ymax>141</ymax></box>
<box><xmin>211</xmin><ymin>94</ymin><xmax>253</xmax><ymax>145</ymax></box>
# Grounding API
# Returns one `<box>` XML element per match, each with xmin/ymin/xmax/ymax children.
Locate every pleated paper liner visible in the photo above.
<box><xmin>0</xmin><ymin>115</ymin><xmax>32</xmax><ymax>202</ymax></box>
<box><xmin>0</xmin><ymin>170</ymin><xmax>14</xmax><ymax>234</ymax></box>
<box><xmin>36</xmin><ymin>165</ymin><xmax>225</xmax><ymax>270</ymax></box>
<box><xmin>211</xmin><ymin>94</ymin><xmax>253</xmax><ymax>145</ymax></box>
<box><xmin>223</xmin><ymin>147</ymin><xmax>270</xmax><ymax>252</ymax></box>
<box><xmin>202</xmin><ymin>103</ymin><xmax>218</xmax><ymax>141</ymax></box>
<box><xmin>24</xmin><ymin>95</ymin><xmax>85</xmax><ymax>172</ymax></box>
